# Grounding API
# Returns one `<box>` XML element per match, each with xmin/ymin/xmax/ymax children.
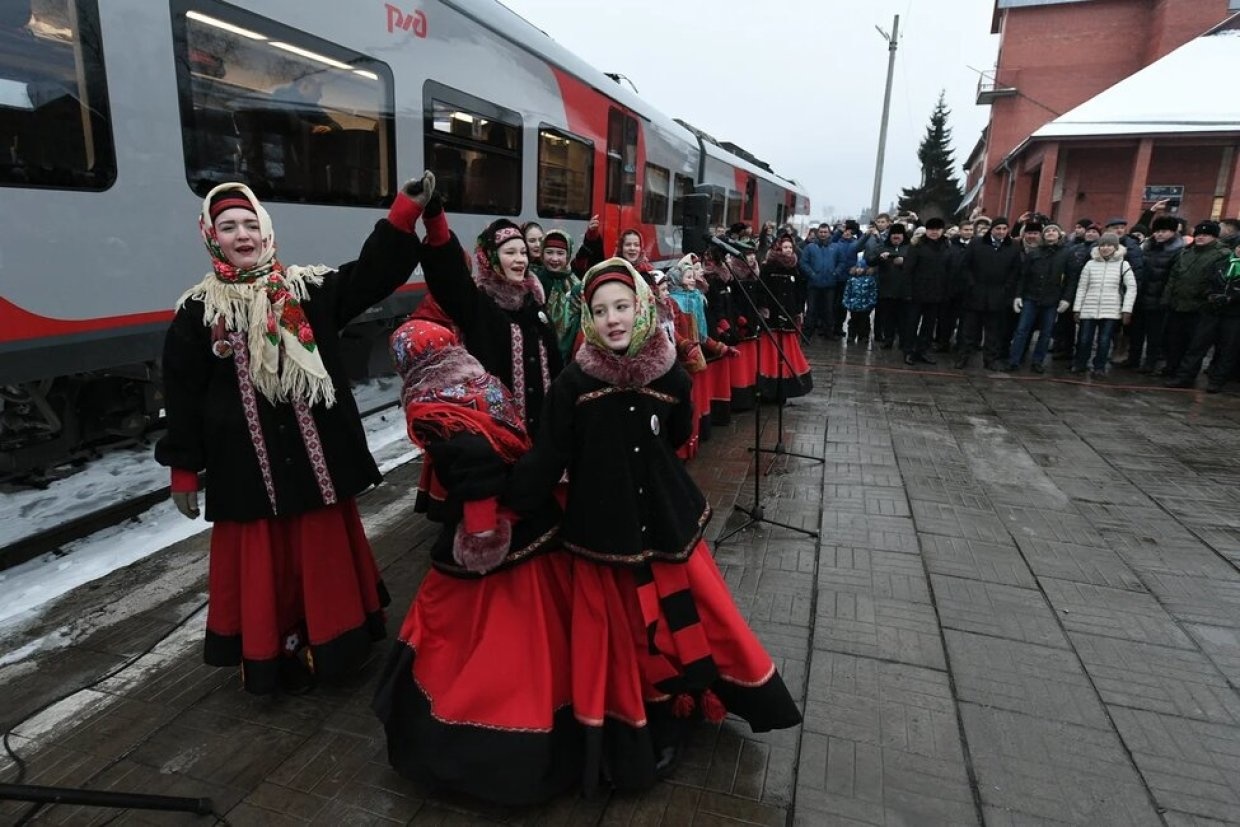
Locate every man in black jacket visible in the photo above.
<box><xmin>955</xmin><ymin>217</ymin><xmax>1021</xmax><ymax>370</ymax></box>
<box><xmin>1133</xmin><ymin>216</ymin><xmax>1184</xmax><ymax>373</ymax></box>
<box><xmin>901</xmin><ymin>218</ymin><xmax>951</xmax><ymax>365</ymax></box>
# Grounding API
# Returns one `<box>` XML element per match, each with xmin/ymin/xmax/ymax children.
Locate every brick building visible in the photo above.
<box><xmin>963</xmin><ymin>0</ymin><xmax>1240</xmax><ymax>225</ymax></box>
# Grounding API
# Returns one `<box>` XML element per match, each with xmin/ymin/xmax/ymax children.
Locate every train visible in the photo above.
<box><xmin>0</xmin><ymin>0</ymin><xmax>810</xmax><ymax>475</ymax></box>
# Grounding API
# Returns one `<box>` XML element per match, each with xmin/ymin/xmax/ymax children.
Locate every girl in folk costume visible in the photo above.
<box><xmin>155</xmin><ymin>176</ymin><xmax>426</xmax><ymax>694</ymax></box>
<box><xmin>571</xmin><ymin>214</ymin><xmax>605</xmax><ymax>277</ymax></box>
<box><xmin>666</xmin><ymin>260</ymin><xmax>737</xmax><ymax>459</ymax></box>
<box><xmin>522</xmin><ymin>220</ymin><xmax>544</xmax><ymax>268</ymax></box>
<box><xmin>417</xmin><ymin>195</ymin><xmax>562</xmax><ymax>435</ymax></box>
<box><xmin>372</xmin><ymin>319</ymin><xmax>577</xmax><ymax>806</ymax></box>
<box><xmin>757</xmin><ymin>234</ymin><xmax>813</xmax><ymax>400</ymax></box>
<box><xmin>533</xmin><ymin>228</ymin><xmax>583</xmax><ymax>363</ymax></box>
<box><xmin>616</xmin><ymin>227</ymin><xmax>654</xmax><ymax>276</ymax></box>
<box><xmin>723</xmin><ymin>249</ymin><xmax>761</xmax><ymax>412</ymax></box>
<box><xmin>506</xmin><ymin>258</ymin><xmax>801</xmax><ymax>794</ymax></box>
<box><xmin>702</xmin><ymin>246</ymin><xmax>745</xmax><ymax>425</ymax></box>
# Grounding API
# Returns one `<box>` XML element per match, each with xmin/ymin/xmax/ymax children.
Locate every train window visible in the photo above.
<box><xmin>642</xmin><ymin>163</ymin><xmax>669</xmax><ymax>225</ymax></box>
<box><xmin>425</xmin><ymin>81</ymin><xmax>521</xmax><ymax>215</ymax></box>
<box><xmin>536</xmin><ymin>126</ymin><xmax>591</xmax><ymax>220</ymax></box>
<box><xmin>605</xmin><ymin>107</ymin><xmax>636</xmax><ymax>205</ymax></box>
<box><xmin>671</xmin><ymin>174</ymin><xmax>693</xmax><ymax>225</ymax></box>
<box><xmin>709</xmin><ymin>188</ymin><xmax>724</xmax><ymax>226</ymax></box>
<box><xmin>0</xmin><ymin>0</ymin><xmax>115</xmax><ymax>190</ymax></box>
<box><xmin>743</xmin><ymin>175</ymin><xmax>756</xmax><ymax>221</ymax></box>
<box><xmin>725</xmin><ymin>190</ymin><xmax>742</xmax><ymax>226</ymax></box>
<box><xmin>775</xmin><ymin>200</ymin><xmax>786</xmax><ymax>228</ymax></box>
<box><xmin>171</xmin><ymin>1</ymin><xmax>395</xmax><ymax>207</ymax></box>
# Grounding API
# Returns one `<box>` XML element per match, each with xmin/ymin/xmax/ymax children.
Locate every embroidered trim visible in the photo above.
<box><xmin>718</xmin><ymin>663</ymin><xmax>778</xmax><ymax>688</ymax></box>
<box><xmin>575</xmin><ymin>386</ymin><xmax>679</xmax><ymax>406</ymax></box>
<box><xmin>230</xmin><ymin>332</ymin><xmax>279</xmax><ymax>515</ymax></box>
<box><xmin>538</xmin><ymin>337</ymin><xmax>551</xmax><ymax>396</ymax></box>
<box><xmin>561</xmin><ymin>504</ymin><xmax>712</xmax><ymax>565</ymax></box>
<box><xmin>510</xmin><ymin>322</ymin><xmax>527</xmax><ymax>423</ymax></box>
<box><xmin>292</xmin><ymin>399</ymin><xmax>337</xmax><ymax>506</ymax></box>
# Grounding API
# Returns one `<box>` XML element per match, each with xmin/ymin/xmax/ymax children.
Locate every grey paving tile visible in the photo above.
<box><xmin>960</xmin><ymin>704</ymin><xmax>1162</xmax><ymax>826</ymax></box>
<box><xmin>813</xmin><ymin>591</ymin><xmax>946</xmax><ymax>670</ymax></box>
<box><xmin>909</xmin><ymin>501</ymin><xmax>1012</xmax><ymax>544</ymax></box>
<box><xmin>1070</xmin><ymin>633</ymin><xmax>1240</xmax><ymax>725</ymax></box>
<box><xmin>919</xmin><ymin>534</ymin><xmax>1036</xmax><ymax>588</ymax></box>
<box><xmin>1141</xmin><ymin>572</ymin><xmax>1240</xmax><ymax>629</ymax></box>
<box><xmin>1039</xmin><ymin>577</ymin><xmax>1195</xmax><ymax>649</ymax></box>
<box><xmin>1015</xmin><ymin>536</ymin><xmax>1145</xmax><ymax>591</ymax></box>
<box><xmin>1110</xmin><ymin>706</ymin><xmax>1240</xmax><ymax>823</ymax></box>
<box><xmin>930</xmin><ymin>574</ymin><xmax>1069</xmax><ymax>649</ymax></box>
<box><xmin>1186</xmin><ymin>624</ymin><xmax>1240</xmax><ymax>687</ymax></box>
<box><xmin>944</xmin><ymin>630</ymin><xmax>1110</xmax><ymax>729</ymax></box>
<box><xmin>816</xmin><ymin>546</ymin><xmax>931</xmax><ymax>603</ymax></box>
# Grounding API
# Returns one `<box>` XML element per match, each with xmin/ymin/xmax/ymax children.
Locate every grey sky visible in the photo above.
<box><xmin>497</xmin><ymin>0</ymin><xmax>999</xmax><ymax>222</ymax></box>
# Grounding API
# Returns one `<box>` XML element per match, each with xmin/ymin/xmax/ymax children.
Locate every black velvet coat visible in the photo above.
<box><xmin>155</xmin><ymin>220</ymin><xmax>421</xmax><ymax>522</ymax></box>
<box><xmin>505</xmin><ymin>361</ymin><xmax>709</xmax><ymax>566</ymax></box>
<box><xmin>758</xmin><ymin>260</ymin><xmax>806</xmax><ymax>331</ymax></box>
<box><xmin>419</xmin><ymin>232</ymin><xmax>563</xmax><ymax>435</ymax></box>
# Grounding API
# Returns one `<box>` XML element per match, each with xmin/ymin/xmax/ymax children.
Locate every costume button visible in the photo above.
<box><xmin>629</xmin><ymin>406</ymin><xmax>636</xmax><ymax>412</ymax></box>
<box><xmin>633</xmin><ymin>446</ymin><xmax>640</xmax><ymax>453</ymax></box>
<box><xmin>638</xmin><ymin>487</ymin><xmax>644</xmax><ymax>494</ymax></box>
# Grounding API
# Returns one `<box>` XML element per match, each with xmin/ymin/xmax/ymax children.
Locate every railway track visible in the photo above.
<box><xmin>0</xmin><ymin>398</ymin><xmax>402</xmax><ymax>574</ymax></box>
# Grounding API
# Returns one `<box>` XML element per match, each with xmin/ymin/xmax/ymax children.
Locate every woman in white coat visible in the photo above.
<box><xmin>1071</xmin><ymin>232</ymin><xmax>1137</xmax><ymax>375</ymax></box>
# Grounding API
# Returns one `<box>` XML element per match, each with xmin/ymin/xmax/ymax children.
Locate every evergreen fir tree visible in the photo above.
<box><xmin>897</xmin><ymin>92</ymin><xmax>965</xmax><ymax>222</ymax></box>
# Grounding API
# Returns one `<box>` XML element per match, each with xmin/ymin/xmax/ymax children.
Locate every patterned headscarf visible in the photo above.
<box><xmin>179</xmin><ymin>183</ymin><xmax>335</xmax><ymax>407</ymax></box>
<box><xmin>390</xmin><ymin>319</ymin><xmax>529</xmax><ymax>463</ymax></box>
<box><xmin>667</xmin><ymin>263</ymin><xmax>709</xmax><ymax>342</ymax></box>
<box><xmin>615</xmin><ymin>228</ymin><xmax>653</xmax><ymax>273</ymax></box>
<box><xmin>580</xmin><ymin>258</ymin><xmax>657</xmax><ymax>357</ymax></box>
<box><xmin>473</xmin><ymin>219</ymin><xmax>544</xmax><ymax>311</ymax></box>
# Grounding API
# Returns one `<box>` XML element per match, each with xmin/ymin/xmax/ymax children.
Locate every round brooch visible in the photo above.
<box><xmin>650</xmin><ymin>415</ymin><xmax>660</xmax><ymax>436</ymax></box>
<box><xmin>537</xmin><ymin>311</ymin><xmax>548</xmax><ymax>325</ymax></box>
<box><xmin>211</xmin><ymin>339</ymin><xmax>233</xmax><ymax>358</ymax></box>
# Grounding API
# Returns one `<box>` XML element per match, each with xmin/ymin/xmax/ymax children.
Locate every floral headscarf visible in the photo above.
<box><xmin>615</xmin><ymin>228</ymin><xmax>653</xmax><ymax>274</ymax></box>
<box><xmin>179</xmin><ymin>183</ymin><xmax>335</xmax><ymax>407</ymax></box>
<box><xmin>580</xmin><ymin>257</ymin><xmax>657</xmax><ymax>357</ymax></box>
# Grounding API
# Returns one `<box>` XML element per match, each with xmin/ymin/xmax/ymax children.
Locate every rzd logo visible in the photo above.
<box><xmin>385</xmin><ymin>4</ymin><xmax>427</xmax><ymax>38</ymax></box>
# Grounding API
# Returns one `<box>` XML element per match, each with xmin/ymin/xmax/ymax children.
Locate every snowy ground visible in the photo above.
<box><xmin>0</xmin><ymin>377</ymin><xmax>418</xmax><ymax>631</ymax></box>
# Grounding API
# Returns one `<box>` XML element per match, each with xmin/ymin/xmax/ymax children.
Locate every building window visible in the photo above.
<box><xmin>172</xmin><ymin>1</ymin><xmax>395</xmax><ymax>206</ymax></box>
<box><xmin>743</xmin><ymin>175</ymin><xmax>756</xmax><ymax>221</ymax></box>
<box><xmin>0</xmin><ymin>0</ymin><xmax>115</xmax><ymax>189</ymax></box>
<box><xmin>642</xmin><ymin>162</ymin><xmax>669</xmax><ymax>224</ymax></box>
<box><xmin>725</xmin><ymin>190</ymin><xmax>742</xmax><ymax>226</ymax></box>
<box><xmin>537</xmin><ymin>126</ymin><xmax>591</xmax><ymax>219</ymax></box>
<box><xmin>605</xmin><ymin>107</ymin><xmax>637</xmax><ymax>205</ymax></box>
<box><xmin>671</xmin><ymin>174</ymin><xmax>693</xmax><ymax>225</ymax></box>
<box><xmin>425</xmin><ymin>81</ymin><xmax>521</xmax><ymax>215</ymax></box>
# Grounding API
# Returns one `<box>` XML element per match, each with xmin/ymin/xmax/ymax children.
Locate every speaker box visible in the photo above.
<box><xmin>681</xmin><ymin>193</ymin><xmax>711</xmax><ymax>255</ymax></box>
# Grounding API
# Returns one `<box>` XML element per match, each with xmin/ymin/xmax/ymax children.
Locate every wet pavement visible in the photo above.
<box><xmin>3</xmin><ymin>336</ymin><xmax>1240</xmax><ymax>825</ymax></box>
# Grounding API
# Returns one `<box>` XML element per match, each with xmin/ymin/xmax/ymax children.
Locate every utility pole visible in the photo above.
<box><xmin>870</xmin><ymin>14</ymin><xmax>900</xmax><ymax>219</ymax></box>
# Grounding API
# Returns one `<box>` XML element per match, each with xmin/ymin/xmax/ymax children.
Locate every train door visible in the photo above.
<box><xmin>604</xmin><ymin>105</ymin><xmax>639</xmax><ymax>255</ymax></box>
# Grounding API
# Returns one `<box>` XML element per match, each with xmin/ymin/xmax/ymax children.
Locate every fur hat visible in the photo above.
<box><xmin>1099</xmin><ymin>232</ymin><xmax>1121</xmax><ymax>246</ymax></box>
<box><xmin>1194</xmin><ymin>221</ymin><xmax>1221</xmax><ymax>238</ymax></box>
<box><xmin>991</xmin><ymin>216</ymin><xmax>1010</xmax><ymax>228</ymax></box>
<box><xmin>924</xmin><ymin>217</ymin><xmax>946</xmax><ymax>230</ymax></box>
<box><xmin>1022</xmin><ymin>221</ymin><xmax>1044</xmax><ymax>234</ymax></box>
<box><xmin>1151</xmin><ymin>215</ymin><xmax>1179</xmax><ymax>233</ymax></box>
<box><xmin>844</xmin><ymin>219</ymin><xmax>861</xmax><ymax>233</ymax></box>
<box><xmin>1074</xmin><ymin>217</ymin><xmax>1093</xmax><ymax>230</ymax></box>
<box><xmin>887</xmin><ymin>223</ymin><xmax>907</xmax><ymax>238</ymax></box>
<box><xmin>1130</xmin><ymin>224</ymin><xmax>1149</xmax><ymax>237</ymax></box>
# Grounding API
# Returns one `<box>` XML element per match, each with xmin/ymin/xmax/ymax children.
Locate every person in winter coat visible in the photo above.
<box><xmin>1008</xmin><ymin>224</ymin><xmax>1072</xmax><ymax>372</ymax></box>
<box><xmin>372</xmin><ymin>319</ymin><xmax>576</xmax><ymax>806</ymax></box>
<box><xmin>571</xmin><ymin>214</ymin><xmax>605</xmax><ymax>276</ymax></box>
<box><xmin>1161</xmin><ymin>221</ymin><xmax>1233</xmax><ymax>379</ymax></box>
<box><xmin>1166</xmin><ymin>240</ymin><xmax>1240</xmax><ymax>392</ymax></box>
<box><xmin>1071</xmin><ymin>233</ymin><xmax>1137</xmax><ymax>375</ymax></box>
<box><xmin>899</xmin><ymin>217</ymin><xmax>951</xmax><ymax>365</ymax></box>
<box><xmin>1052</xmin><ymin>223</ymin><xmax>1102</xmax><ymax>362</ymax></box>
<box><xmin>829</xmin><ymin>222</ymin><xmax>865</xmax><ymax>337</ymax></box>
<box><xmin>156</xmin><ymin>176</ymin><xmax>425</xmax><ymax>695</ymax></box>
<box><xmin>798</xmin><ymin>224</ymin><xmax>836</xmax><ymax>337</ymax></box>
<box><xmin>866</xmin><ymin>223</ymin><xmax>909</xmax><ymax>349</ymax></box>
<box><xmin>1133</xmin><ymin>216</ymin><xmax>1184</xmax><ymax>373</ymax></box>
<box><xmin>533</xmin><ymin>229</ymin><xmax>583</xmax><ymax>363</ymax></box>
<box><xmin>505</xmin><ymin>258</ymin><xmax>801</xmax><ymax>795</ymax></box>
<box><xmin>955</xmin><ymin>217</ymin><xmax>1021</xmax><ymax>370</ymax></box>
<box><xmin>935</xmin><ymin>219</ymin><xmax>978</xmax><ymax>352</ymax></box>
<box><xmin>616</xmin><ymin>227</ymin><xmax>653</xmax><ymax>276</ymax></box>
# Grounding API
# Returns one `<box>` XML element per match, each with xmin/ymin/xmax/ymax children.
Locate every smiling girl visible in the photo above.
<box><xmin>507</xmin><ymin>257</ymin><xmax>801</xmax><ymax>794</ymax></box>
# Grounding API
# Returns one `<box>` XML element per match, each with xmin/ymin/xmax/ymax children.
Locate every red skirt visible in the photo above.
<box><xmin>706</xmin><ymin>357</ymin><xmax>734</xmax><ymax>426</ymax></box>
<box><xmin>570</xmin><ymin>542</ymin><xmax>801</xmax><ymax>791</ymax></box>
<box><xmin>372</xmin><ymin>554</ymin><xmax>579</xmax><ymax>805</ymax></box>
<box><xmin>757</xmin><ymin>330</ymin><xmax>814</xmax><ymax>400</ymax></box>
<box><xmin>729</xmin><ymin>339</ymin><xmax>758</xmax><ymax>411</ymax></box>
<box><xmin>203</xmin><ymin>499</ymin><xmax>388</xmax><ymax>695</ymax></box>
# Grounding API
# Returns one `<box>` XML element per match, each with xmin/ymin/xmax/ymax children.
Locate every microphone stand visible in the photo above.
<box><xmin>715</xmin><ymin>251</ymin><xmax>820</xmax><ymax>545</ymax></box>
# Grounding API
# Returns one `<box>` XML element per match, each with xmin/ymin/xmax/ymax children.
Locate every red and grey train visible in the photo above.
<box><xmin>0</xmin><ymin>0</ymin><xmax>809</xmax><ymax>473</ymax></box>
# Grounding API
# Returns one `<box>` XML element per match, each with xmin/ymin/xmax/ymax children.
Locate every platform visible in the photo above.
<box><xmin>2</xmin><ymin>339</ymin><xmax>1239</xmax><ymax>825</ymax></box>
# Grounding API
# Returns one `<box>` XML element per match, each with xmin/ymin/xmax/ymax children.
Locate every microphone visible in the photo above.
<box><xmin>706</xmin><ymin>234</ymin><xmax>744</xmax><ymax>258</ymax></box>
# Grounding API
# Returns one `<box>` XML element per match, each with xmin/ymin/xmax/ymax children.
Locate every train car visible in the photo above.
<box><xmin>0</xmin><ymin>0</ymin><xmax>809</xmax><ymax>474</ymax></box>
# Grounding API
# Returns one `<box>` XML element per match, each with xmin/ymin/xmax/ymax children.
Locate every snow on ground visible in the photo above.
<box><xmin>0</xmin><ymin>378</ymin><xmax>418</xmax><ymax>633</ymax></box>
